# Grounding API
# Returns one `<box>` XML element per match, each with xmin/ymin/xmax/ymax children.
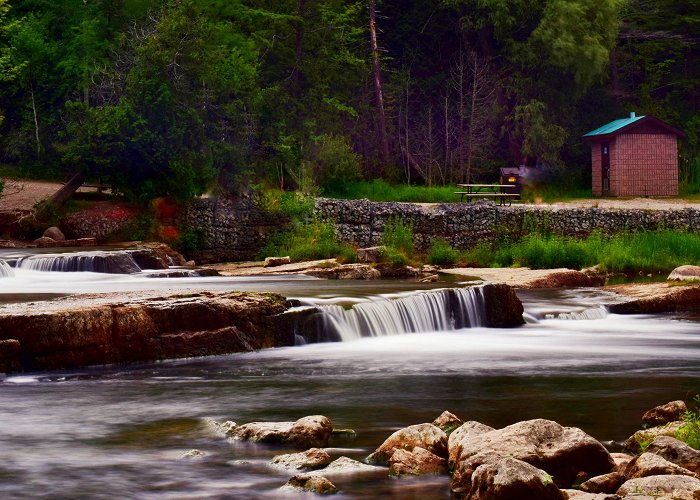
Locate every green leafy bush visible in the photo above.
<box><xmin>382</xmin><ymin>217</ymin><xmax>414</xmax><ymax>256</ymax></box>
<box><xmin>312</xmin><ymin>134</ymin><xmax>363</xmax><ymax>195</ymax></box>
<box><xmin>258</xmin><ymin>217</ymin><xmax>355</xmax><ymax>263</ymax></box>
<box><xmin>428</xmin><ymin>239</ymin><xmax>459</xmax><ymax>266</ymax></box>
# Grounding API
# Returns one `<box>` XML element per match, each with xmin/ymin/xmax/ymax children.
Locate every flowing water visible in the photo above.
<box><xmin>1</xmin><ymin>249</ymin><xmax>699</xmax><ymax>499</ymax></box>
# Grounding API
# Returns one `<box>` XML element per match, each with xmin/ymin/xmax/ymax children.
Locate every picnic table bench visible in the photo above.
<box><xmin>455</xmin><ymin>184</ymin><xmax>520</xmax><ymax>206</ymax></box>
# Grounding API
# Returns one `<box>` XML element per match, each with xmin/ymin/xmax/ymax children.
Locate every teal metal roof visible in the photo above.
<box><xmin>583</xmin><ymin>113</ymin><xmax>645</xmax><ymax>137</ymax></box>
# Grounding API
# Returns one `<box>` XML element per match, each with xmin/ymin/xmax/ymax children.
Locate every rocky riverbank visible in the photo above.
<box><xmin>193</xmin><ymin>399</ymin><xmax>700</xmax><ymax>498</ymax></box>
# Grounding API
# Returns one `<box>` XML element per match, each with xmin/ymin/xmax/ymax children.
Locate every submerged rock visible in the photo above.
<box><xmin>232</xmin><ymin>415</ymin><xmax>333</xmax><ymax>448</ymax></box>
<box><xmin>642</xmin><ymin>400</ymin><xmax>687</xmax><ymax>426</ymax></box>
<box><xmin>366</xmin><ymin>423</ymin><xmax>447</xmax><ymax>465</ymax></box>
<box><xmin>270</xmin><ymin>448</ymin><xmax>332</xmax><ymax>471</ymax></box>
<box><xmin>309</xmin><ymin>456</ymin><xmax>383</xmax><ymax>476</ymax></box>
<box><xmin>179</xmin><ymin>449</ymin><xmax>206</xmax><ymax>459</ymax></box>
<box><xmin>281</xmin><ymin>474</ymin><xmax>338</xmax><ymax>494</ymax></box>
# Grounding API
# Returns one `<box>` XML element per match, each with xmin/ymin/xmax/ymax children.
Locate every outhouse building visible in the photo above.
<box><xmin>583</xmin><ymin>112</ymin><xmax>685</xmax><ymax>197</ymax></box>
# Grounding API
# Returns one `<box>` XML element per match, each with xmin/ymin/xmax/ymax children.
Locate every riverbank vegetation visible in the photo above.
<box><xmin>0</xmin><ymin>0</ymin><xmax>698</xmax><ymax>202</ymax></box>
<box><xmin>464</xmin><ymin>230</ymin><xmax>700</xmax><ymax>274</ymax></box>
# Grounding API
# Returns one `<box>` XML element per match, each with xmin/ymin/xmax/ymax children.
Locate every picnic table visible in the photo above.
<box><xmin>455</xmin><ymin>184</ymin><xmax>520</xmax><ymax>205</ymax></box>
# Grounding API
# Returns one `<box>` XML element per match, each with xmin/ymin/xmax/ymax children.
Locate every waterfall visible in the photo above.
<box><xmin>546</xmin><ymin>306</ymin><xmax>608</xmax><ymax>320</ymax></box>
<box><xmin>0</xmin><ymin>259</ymin><xmax>14</xmax><ymax>278</ymax></box>
<box><xmin>317</xmin><ymin>287</ymin><xmax>486</xmax><ymax>341</ymax></box>
<box><xmin>15</xmin><ymin>251</ymin><xmax>142</xmax><ymax>274</ymax></box>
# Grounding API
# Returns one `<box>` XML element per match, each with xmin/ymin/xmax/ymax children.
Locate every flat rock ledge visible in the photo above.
<box><xmin>0</xmin><ymin>290</ymin><xmax>290</xmax><ymax>372</ymax></box>
<box><xmin>606</xmin><ymin>282</ymin><xmax>700</xmax><ymax>314</ymax></box>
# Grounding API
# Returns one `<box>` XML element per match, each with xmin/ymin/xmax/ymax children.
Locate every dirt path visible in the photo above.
<box><xmin>0</xmin><ymin>179</ymin><xmax>62</xmax><ymax>213</ymax></box>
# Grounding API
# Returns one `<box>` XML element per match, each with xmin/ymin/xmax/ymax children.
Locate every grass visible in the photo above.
<box><xmin>489</xmin><ymin>230</ymin><xmax>700</xmax><ymax>273</ymax></box>
<box><xmin>324</xmin><ymin>179</ymin><xmax>462</xmax><ymax>203</ymax></box>
<box><xmin>676</xmin><ymin>397</ymin><xmax>700</xmax><ymax>449</ymax></box>
<box><xmin>258</xmin><ymin>217</ymin><xmax>355</xmax><ymax>263</ymax></box>
<box><xmin>379</xmin><ymin>217</ymin><xmax>415</xmax><ymax>267</ymax></box>
<box><xmin>420</xmin><ymin>229</ymin><xmax>700</xmax><ymax>274</ymax></box>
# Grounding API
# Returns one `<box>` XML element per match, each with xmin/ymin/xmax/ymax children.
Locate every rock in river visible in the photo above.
<box><xmin>231</xmin><ymin>415</ymin><xmax>333</xmax><ymax>448</ymax></box>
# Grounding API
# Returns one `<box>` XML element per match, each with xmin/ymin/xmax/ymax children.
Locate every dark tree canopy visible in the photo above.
<box><xmin>0</xmin><ymin>0</ymin><xmax>697</xmax><ymax>198</ymax></box>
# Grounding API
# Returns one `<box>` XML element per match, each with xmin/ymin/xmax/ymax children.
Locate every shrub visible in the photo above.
<box><xmin>428</xmin><ymin>239</ymin><xmax>459</xmax><ymax>266</ymax></box>
<box><xmin>382</xmin><ymin>217</ymin><xmax>414</xmax><ymax>256</ymax></box>
<box><xmin>312</xmin><ymin>134</ymin><xmax>363</xmax><ymax>195</ymax></box>
<box><xmin>258</xmin><ymin>217</ymin><xmax>355</xmax><ymax>263</ymax></box>
<box><xmin>257</xmin><ymin>188</ymin><xmax>315</xmax><ymax>219</ymax></box>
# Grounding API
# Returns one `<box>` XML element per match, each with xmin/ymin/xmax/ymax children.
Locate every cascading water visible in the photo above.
<box><xmin>14</xmin><ymin>251</ymin><xmax>142</xmax><ymax>274</ymax></box>
<box><xmin>317</xmin><ymin>287</ymin><xmax>486</xmax><ymax>341</ymax></box>
<box><xmin>0</xmin><ymin>259</ymin><xmax>14</xmax><ymax>278</ymax></box>
<box><xmin>546</xmin><ymin>305</ymin><xmax>608</xmax><ymax>320</ymax></box>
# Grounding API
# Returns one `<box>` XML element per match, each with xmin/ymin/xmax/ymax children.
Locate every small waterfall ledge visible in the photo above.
<box><xmin>0</xmin><ymin>260</ymin><xmax>14</xmax><ymax>278</ymax></box>
<box><xmin>286</xmin><ymin>284</ymin><xmax>524</xmax><ymax>344</ymax></box>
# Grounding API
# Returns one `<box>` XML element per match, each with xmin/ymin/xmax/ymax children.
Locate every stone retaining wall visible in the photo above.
<box><xmin>316</xmin><ymin>198</ymin><xmax>700</xmax><ymax>251</ymax></box>
<box><xmin>182</xmin><ymin>197</ymin><xmax>700</xmax><ymax>261</ymax></box>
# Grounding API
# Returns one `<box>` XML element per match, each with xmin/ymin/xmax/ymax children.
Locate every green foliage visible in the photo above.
<box><xmin>312</xmin><ymin>134</ymin><xmax>363</xmax><ymax>195</ymax></box>
<box><xmin>462</xmin><ymin>242</ymin><xmax>495</xmax><ymax>267</ymax></box>
<box><xmin>258</xmin><ymin>217</ymin><xmax>355</xmax><ymax>263</ymax></box>
<box><xmin>257</xmin><ymin>188</ymin><xmax>315</xmax><ymax>219</ymax></box>
<box><xmin>175</xmin><ymin>229</ymin><xmax>206</xmax><ymax>255</ymax></box>
<box><xmin>382</xmin><ymin>217</ymin><xmax>414</xmax><ymax>256</ymax></box>
<box><xmin>482</xmin><ymin>230</ymin><xmax>700</xmax><ymax>273</ymax></box>
<box><xmin>676</xmin><ymin>396</ymin><xmax>700</xmax><ymax>450</ymax></box>
<box><xmin>427</xmin><ymin>238</ymin><xmax>459</xmax><ymax>266</ymax></box>
<box><xmin>326</xmin><ymin>179</ymin><xmax>460</xmax><ymax>203</ymax></box>
<box><xmin>379</xmin><ymin>217</ymin><xmax>414</xmax><ymax>267</ymax></box>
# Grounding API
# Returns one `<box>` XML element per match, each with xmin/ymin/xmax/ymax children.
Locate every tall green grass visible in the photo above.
<box><xmin>258</xmin><ymin>217</ymin><xmax>355</xmax><ymax>262</ymax></box>
<box><xmin>324</xmin><ymin>179</ymin><xmax>460</xmax><ymax>203</ymax></box>
<box><xmin>491</xmin><ymin>230</ymin><xmax>700</xmax><ymax>273</ymax></box>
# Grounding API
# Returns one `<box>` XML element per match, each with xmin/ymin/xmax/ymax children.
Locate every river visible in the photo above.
<box><xmin>0</xmin><ymin>249</ymin><xmax>699</xmax><ymax>499</ymax></box>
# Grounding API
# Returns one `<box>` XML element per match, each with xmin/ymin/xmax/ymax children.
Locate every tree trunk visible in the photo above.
<box><xmin>30</xmin><ymin>83</ymin><xmax>41</xmax><ymax>160</ymax></box>
<box><xmin>368</xmin><ymin>0</ymin><xmax>390</xmax><ymax>164</ymax></box>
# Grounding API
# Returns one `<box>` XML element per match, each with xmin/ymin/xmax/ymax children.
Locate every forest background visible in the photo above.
<box><xmin>0</xmin><ymin>0</ymin><xmax>698</xmax><ymax>202</ymax></box>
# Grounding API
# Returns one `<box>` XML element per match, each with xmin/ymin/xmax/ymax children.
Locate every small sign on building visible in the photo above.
<box><xmin>583</xmin><ymin>112</ymin><xmax>685</xmax><ymax>197</ymax></box>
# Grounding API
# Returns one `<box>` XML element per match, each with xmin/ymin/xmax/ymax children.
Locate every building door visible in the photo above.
<box><xmin>602</xmin><ymin>142</ymin><xmax>610</xmax><ymax>195</ymax></box>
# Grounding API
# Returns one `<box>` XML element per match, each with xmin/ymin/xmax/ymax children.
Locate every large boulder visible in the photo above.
<box><xmin>281</xmin><ymin>474</ymin><xmax>338</xmax><ymax>494</ymax></box>
<box><xmin>231</xmin><ymin>415</ymin><xmax>333</xmax><ymax>448</ymax></box>
<box><xmin>481</xmin><ymin>283</ymin><xmax>525</xmax><ymax>327</ymax></box>
<box><xmin>264</xmin><ymin>256</ymin><xmax>291</xmax><ymax>267</ymax></box>
<box><xmin>270</xmin><ymin>448</ymin><xmax>332</xmax><ymax>471</ymax></box>
<box><xmin>453</xmin><ymin>419</ymin><xmax>615</xmax><ymax>488</ymax></box>
<box><xmin>356</xmin><ymin>246</ymin><xmax>384</xmax><ymax>263</ymax></box>
<box><xmin>388</xmin><ymin>446</ymin><xmax>447</xmax><ymax>477</ymax></box>
<box><xmin>616</xmin><ymin>475</ymin><xmax>700</xmax><ymax>499</ymax></box>
<box><xmin>464</xmin><ymin>456</ymin><xmax>566</xmax><ymax>500</ymax></box>
<box><xmin>610</xmin><ymin>452</ymin><xmax>634</xmax><ymax>472</ymax></box>
<box><xmin>43</xmin><ymin>226</ymin><xmax>65</xmax><ymax>241</ymax></box>
<box><xmin>366</xmin><ymin>423</ymin><xmax>447</xmax><ymax>465</ymax></box>
<box><xmin>624</xmin><ymin>422</ymin><xmax>684</xmax><ymax>454</ymax></box>
<box><xmin>448</xmin><ymin>421</ymin><xmax>496</xmax><ymax>469</ymax></box>
<box><xmin>624</xmin><ymin>452</ymin><xmax>698</xmax><ymax>480</ymax></box>
<box><xmin>432</xmin><ymin>410</ymin><xmax>463</xmax><ymax>435</ymax></box>
<box><xmin>668</xmin><ymin>265</ymin><xmax>700</xmax><ymax>281</ymax></box>
<box><xmin>642</xmin><ymin>400</ymin><xmax>687</xmax><ymax>426</ymax></box>
<box><xmin>645</xmin><ymin>436</ymin><xmax>700</xmax><ymax>474</ymax></box>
